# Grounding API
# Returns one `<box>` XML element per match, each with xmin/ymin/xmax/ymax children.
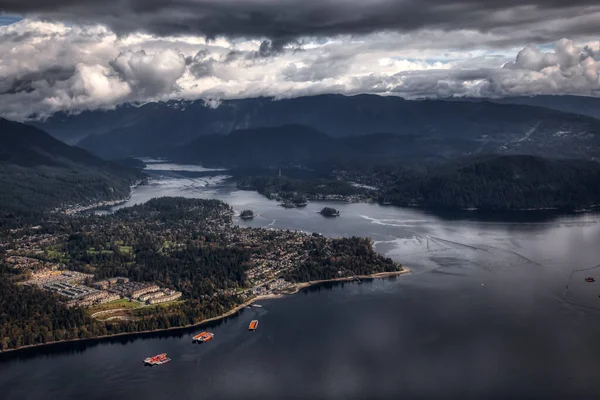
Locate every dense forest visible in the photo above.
<box><xmin>237</xmin><ymin>175</ymin><xmax>368</xmax><ymax>200</ymax></box>
<box><xmin>237</xmin><ymin>155</ymin><xmax>600</xmax><ymax>211</ymax></box>
<box><xmin>377</xmin><ymin>155</ymin><xmax>600</xmax><ymax>211</ymax></box>
<box><xmin>285</xmin><ymin>237</ymin><xmax>399</xmax><ymax>282</ymax></box>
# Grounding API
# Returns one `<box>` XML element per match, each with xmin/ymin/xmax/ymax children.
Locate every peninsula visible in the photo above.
<box><xmin>0</xmin><ymin>197</ymin><xmax>404</xmax><ymax>352</ymax></box>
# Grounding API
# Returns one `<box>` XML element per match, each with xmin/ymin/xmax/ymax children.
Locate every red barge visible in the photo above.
<box><xmin>144</xmin><ymin>353</ymin><xmax>171</xmax><ymax>366</ymax></box>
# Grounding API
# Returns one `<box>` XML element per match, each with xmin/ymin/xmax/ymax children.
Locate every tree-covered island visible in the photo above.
<box><xmin>240</xmin><ymin>209</ymin><xmax>255</xmax><ymax>219</ymax></box>
<box><xmin>319</xmin><ymin>207</ymin><xmax>340</xmax><ymax>217</ymax></box>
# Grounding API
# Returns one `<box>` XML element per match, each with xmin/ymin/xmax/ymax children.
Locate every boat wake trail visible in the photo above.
<box><xmin>477</xmin><ymin>245</ymin><xmax>541</xmax><ymax>266</ymax></box>
<box><xmin>574</xmin><ymin>263</ymin><xmax>600</xmax><ymax>273</ymax></box>
<box><xmin>429</xmin><ymin>235</ymin><xmax>542</xmax><ymax>266</ymax></box>
<box><xmin>426</xmin><ymin>236</ymin><xmax>486</xmax><ymax>252</ymax></box>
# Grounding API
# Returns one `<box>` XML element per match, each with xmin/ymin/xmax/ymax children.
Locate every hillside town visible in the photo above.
<box><xmin>19</xmin><ymin>266</ymin><xmax>182</xmax><ymax>308</ymax></box>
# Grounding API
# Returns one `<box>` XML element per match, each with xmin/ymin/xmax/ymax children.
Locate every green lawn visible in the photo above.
<box><xmin>141</xmin><ymin>299</ymin><xmax>186</xmax><ymax>310</ymax></box>
<box><xmin>88</xmin><ymin>249</ymin><xmax>114</xmax><ymax>255</ymax></box>
<box><xmin>119</xmin><ymin>246</ymin><xmax>133</xmax><ymax>254</ymax></box>
<box><xmin>46</xmin><ymin>250</ymin><xmax>62</xmax><ymax>259</ymax></box>
<box><xmin>88</xmin><ymin>298</ymin><xmax>142</xmax><ymax>313</ymax></box>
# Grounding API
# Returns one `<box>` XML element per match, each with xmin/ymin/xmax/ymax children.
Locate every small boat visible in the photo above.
<box><xmin>248</xmin><ymin>320</ymin><xmax>259</xmax><ymax>331</ymax></box>
<box><xmin>192</xmin><ymin>331</ymin><xmax>214</xmax><ymax>343</ymax></box>
<box><xmin>144</xmin><ymin>353</ymin><xmax>171</xmax><ymax>366</ymax></box>
<box><xmin>251</xmin><ymin>304</ymin><xmax>262</xmax><ymax>308</ymax></box>
<box><xmin>585</xmin><ymin>277</ymin><xmax>595</xmax><ymax>283</ymax></box>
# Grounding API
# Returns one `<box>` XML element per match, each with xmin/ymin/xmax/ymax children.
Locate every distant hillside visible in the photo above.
<box><xmin>169</xmin><ymin>121</ymin><xmax>600</xmax><ymax>169</ymax></box>
<box><xmin>172</xmin><ymin>125</ymin><xmax>346</xmax><ymax>168</ymax></box>
<box><xmin>0</xmin><ymin>118</ymin><xmax>143</xmax><ymax>225</ymax></box>
<box><xmin>380</xmin><ymin>155</ymin><xmax>600</xmax><ymax>211</ymax></box>
<box><xmin>33</xmin><ymin>94</ymin><xmax>600</xmax><ymax>161</ymax></box>
<box><xmin>488</xmin><ymin>95</ymin><xmax>600</xmax><ymax>121</ymax></box>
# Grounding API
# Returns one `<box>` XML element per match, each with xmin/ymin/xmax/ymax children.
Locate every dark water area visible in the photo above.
<box><xmin>2</xmin><ymin>166</ymin><xmax>600</xmax><ymax>399</ymax></box>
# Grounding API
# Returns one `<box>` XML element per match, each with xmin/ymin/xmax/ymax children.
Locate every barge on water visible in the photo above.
<box><xmin>144</xmin><ymin>353</ymin><xmax>171</xmax><ymax>366</ymax></box>
<box><xmin>192</xmin><ymin>331</ymin><xmax>214</xmax><ymax>343</ymax></box>
<box><xmin>248</xmin><ymin>320</ymin><xmax>259</xmax><ymax>331</ymax></box>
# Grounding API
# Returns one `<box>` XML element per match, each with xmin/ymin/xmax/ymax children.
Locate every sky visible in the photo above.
<box><xmin>1</xmin><ymin>1</ymin><xmax>600</xmax><ymax>120</ymax></box>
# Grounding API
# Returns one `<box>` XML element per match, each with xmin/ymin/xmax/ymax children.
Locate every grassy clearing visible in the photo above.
<box><xmin>88</xmin><ymin>298</ymin><xmax>142</xmax><ymax>313</ymax></box>
<box><xmin>134</xmin><ymin>300</ymin><xmax>186</xmax><ymax>313</ymax></box>
<box><xmin>152</xmin><ymin>299</ymin><xmax>185</xmax><ymax>308</ymax></box>
<box><xmin>88</xmin><ymin>249</ymin><xmax>114</xmax><ymax>255</ymax></box>
<box><xmin>45</xmin><ymin>250</ymin><xmax>63</xmax><ymax>259</ymax></box>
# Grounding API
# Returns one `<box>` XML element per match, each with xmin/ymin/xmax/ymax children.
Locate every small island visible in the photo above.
<box><xmin>280</xmin><ymin>201</ymin><xmax>297</xmax><ymax>209</ymax></box>
<box><xmin>319</xmin><ymin>207</ymin><xmax>340</xmax><ymax>217</ymax></box>
<box><xmin>293</xmin><ymin>195</ymin><xmax>309</xmax><ymax>207</ymax></box>
<box><xmin>240</xmin><ymin>209</ymin><xmax>255</xmax><ymax>220</ymax></box>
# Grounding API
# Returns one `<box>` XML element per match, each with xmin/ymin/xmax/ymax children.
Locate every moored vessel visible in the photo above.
<box><xmin>192</xmin><ymin>331</ymin><xmax>214</xmax><ymax>343</ymax></box>
<box><xmin>248</xmin><ymin>320</ymin><xmax>259</xmax><ymax>331</ymax></box>
<box><xmin>144</xmin><ymin>353</ymin><xmax>171</xmax><ymax>366</ymax></box>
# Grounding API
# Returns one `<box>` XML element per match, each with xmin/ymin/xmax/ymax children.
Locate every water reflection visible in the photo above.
<box><xmin>2</xmin><ymin>165</ymin><xmax>600</xmax><ymax>399</ymax></box>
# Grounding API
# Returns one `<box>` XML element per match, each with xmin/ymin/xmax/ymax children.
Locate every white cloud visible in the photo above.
<box><xmin>110</xmin><ymin>49</ymin><xmax>187</xmax><ymax>96</ymax></box>
<box><xmin>0</xmin><ymin>19</ymin><xmax>600</xmax><ymax>121</ymax></box>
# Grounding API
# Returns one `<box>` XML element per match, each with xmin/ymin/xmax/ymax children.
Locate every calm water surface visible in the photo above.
<box><xmin>2</xmin><ymin>167</ymin><xmax>600</xmax><ymax>399</ymax></box>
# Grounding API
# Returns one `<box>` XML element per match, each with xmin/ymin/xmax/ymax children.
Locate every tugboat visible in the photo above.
<box><xmin>248</xmin><ymin>320</ymin><xmax>259</xmax><ymax>331</ymax></box>
<box><xmin>585</xmin><ymin>277</ymin><xmax>595</xmax><ymax>283</ymax></box>
<box><xmin>144</xmin><ymin>353</ymin><xmax>171</xmax><ymax>366</ymax></box>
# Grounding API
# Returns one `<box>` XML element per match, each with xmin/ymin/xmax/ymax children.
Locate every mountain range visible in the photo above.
<box><xmin>174</xmin><ymin>119</ymin><xmax>600</xmax><ymax>168</ymax></box>
<box><xmin>32</xmin><ymin>94</ymin><xmax>600</xmax><ymax>163</ymax></box>
<box><xmin>1</xmin><ymin>92</ymin><xmax>600</xmax><ymax>218</ymax></box>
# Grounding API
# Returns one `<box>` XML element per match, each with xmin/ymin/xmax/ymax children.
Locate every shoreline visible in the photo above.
<box><xmin>0</xmin><ymin>268</ymin><xmax>410</xmax><ymax>355</ymax></box>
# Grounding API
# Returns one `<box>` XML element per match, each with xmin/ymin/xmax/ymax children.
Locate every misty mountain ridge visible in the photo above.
<box><xmin>31</xmin><ymin>94</ymin><xmax>600</xmax><ymax>162</ymax></box>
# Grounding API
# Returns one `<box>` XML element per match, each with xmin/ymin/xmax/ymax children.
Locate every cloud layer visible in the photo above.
<box><xmin>3</xmin><ymin>0</ymin><xmax>600</xmax><ymax>46</ymax></box>
<box><xmin>0</xmin><ymin>18</ymin><xmax>599</xmax><ymax>120</ymax></box>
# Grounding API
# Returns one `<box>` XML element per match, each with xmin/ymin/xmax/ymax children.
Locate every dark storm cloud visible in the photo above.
<box><xmin>2</xmin><ymin>0</ymin><xmax>600</xmax><ymax>43</ymax></box>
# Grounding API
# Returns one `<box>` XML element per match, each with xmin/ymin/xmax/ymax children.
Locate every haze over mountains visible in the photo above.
<box><xmin>33</xmin><ymin>94</ymin><xmax>600</xmax><ymax>165</ymax></box>
<box><xmin>2</xmin><ymin>93</ymin><xmax>599</xmax><ymax>214</ymax></box>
